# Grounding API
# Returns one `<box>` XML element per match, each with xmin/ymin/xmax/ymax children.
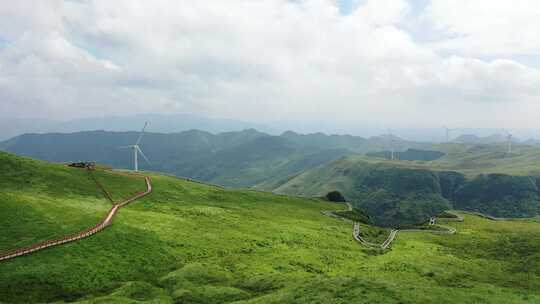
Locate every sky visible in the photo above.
<box><xmin>1</xmin><ymin>0</ymin><xmax>540</xmax><ymax>134</ymax></box>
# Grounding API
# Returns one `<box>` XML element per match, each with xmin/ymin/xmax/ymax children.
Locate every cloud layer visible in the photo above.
<box><xmin>1</xmin><ymin>0</ymin><xmax>539</xmax><ymax>130</ymax></box>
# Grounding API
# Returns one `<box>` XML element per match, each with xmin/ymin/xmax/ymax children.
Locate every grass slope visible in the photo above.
<box><xmin>0</xmin><ymin>151</ymin><xmax>539</xmax><ymax>303</ymax></box>
<box><xmin>0</xmin><ymin>129</ymin><xmax>434</xmax><ymax>188</ymax></box>
<box><xmin>262</xmin><ymin>149</ymin><xmax>540</xmax><ymax>222</ymax></box>
<box><xmin>406</xmin><ymin>143</ymin><xmax>540</xmax><ymax>177</ymax></box>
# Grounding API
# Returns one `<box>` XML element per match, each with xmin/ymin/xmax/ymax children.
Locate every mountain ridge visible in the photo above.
<box><xmin>0</xmin><ymin>129</ymin><xmax>433</xmax><ymax>188</ymax></box>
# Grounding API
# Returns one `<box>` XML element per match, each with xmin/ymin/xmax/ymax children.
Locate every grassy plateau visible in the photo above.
<box><xmin>0</xmin><ymin>151</ymin><xmax>539</xmax><ymax>303</ymax></box>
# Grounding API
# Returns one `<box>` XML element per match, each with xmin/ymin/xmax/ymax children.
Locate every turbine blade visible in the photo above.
<box><xmin>135</xmin><ymin>121</ymin><xmax>148</xmax><ymax>145</ymax></box>
<box><xmin>117</xmin><ymin>145</ymin><xmax>133</xmax><ymax>149</ymax></box>
<box><xmin>137</xmin><ymin>146</ymin><xmax>151</xmax><ymax>164</ymax></box>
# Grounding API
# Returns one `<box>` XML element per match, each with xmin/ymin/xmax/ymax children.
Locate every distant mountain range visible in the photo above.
<box><xmin>0</xmin><ymin>113</ymin><xmax>275</xmax><ymax>141</ymax></box>
<box><xmin>4</xmin><ymin>114</ymin><xmax>540</xmax><ymax>144</ymax></box>
<box><xmin>0</xmin><ymin>129</ymin><xmax>430</xmax><ymax>188</ymax></box>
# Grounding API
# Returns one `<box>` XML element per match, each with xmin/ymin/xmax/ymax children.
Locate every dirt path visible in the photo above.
<box><xmin>0</xmin><ymin>172</ymin><xmax>152</xmax><ymax>262</ymax></box>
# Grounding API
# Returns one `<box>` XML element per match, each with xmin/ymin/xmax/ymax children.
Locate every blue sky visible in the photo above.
<box><xmin>337</xmin><ymin>0</ymin><xmax>360</xmax><ymax>14</ymax></box>
<box><xmin>338</xmin><ymin>0</ymin><xmax>430</xmax><ymax>16</ymax></box>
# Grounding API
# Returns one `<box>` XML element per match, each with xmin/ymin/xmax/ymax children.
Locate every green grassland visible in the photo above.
<box><xmin>1</xmin><ymin>151</ymin><xmax>540</xmax><ymax>303</ymax></box>
<box><xmin>366</xmin><ymin>143</ymin><xmax>540</xmax><ymax>177</ymax></box>
<box><xmin>260</xmin><ymin>144</ymin><xmax>540</xmax><ymax>225</ymax></box>
<box><xmin>0</xmin><ymin>153</ymin><xmax>137</xmax><ymax>250</ymax></box>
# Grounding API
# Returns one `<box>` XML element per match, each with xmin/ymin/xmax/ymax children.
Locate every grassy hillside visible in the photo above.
<box><xmin>262</xmin><ymin>159</ymin><xmax>454</xmax><ymax>227</ymax></box>
<box><xmin>0</xmin><ymin>129</ymin><xmax>434</xmax><ymax>188</ymax></box>
<box><xmin>263</xmin><ymin>144</ymin><xmax>540</xmax><ymax>224</ymax></box>
<box><xmin>366</xmin><ymin>148</ymin><xmax>445</xmax><ymax>161</ymax></box>
<box><xmin>427</xmin><ymin>143</ymin><xmax>540</xmax><ymax>177</ymax></box>
<box><xmin>356</xmin><ymin>143</ymin><xmax>540</xmax><ymax>178</ymax></box>
<box><xmin>257</xmin><ymin>143</ymin><xmax>540</xmax><ymax>192</ymax></box>
<box><xmin>1</xmin><ymin>151</ymin><xmax>539</xmax><ymax>303</ymax></box>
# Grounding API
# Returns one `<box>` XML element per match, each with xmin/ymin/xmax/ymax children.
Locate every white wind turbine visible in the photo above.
<box><xmin>444</xmin><ymin>126</ymin><xmax>457</xmax><ymax>143</ymax></box>
<box><xmin>388</xmin><ymin>129</ymin><xmax>395</xmax><ymax>160</ymax></box>
<box><xmin>503</xmin><ymin>129</ymin><xmax>513</xmax><ymax>154</ymax></box>
<box><xmin>119</xmin><ymin>122</ymin><xmax>150</xmax><ymax>172</ymax></box>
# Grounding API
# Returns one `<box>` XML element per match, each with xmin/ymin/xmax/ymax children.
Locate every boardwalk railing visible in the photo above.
<box><xmin>323</xmin><ymin>202</ymin><xmax>460</xmax><ymax>250</ymax></box>
<box><xmin>0</xmin><ymin>176</ymin><xmax>152</xmax><ymax>262</ymax></box>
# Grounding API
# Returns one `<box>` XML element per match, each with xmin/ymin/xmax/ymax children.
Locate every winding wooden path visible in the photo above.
<box><xmin>0</xmin><ymin>173</ymin><xmax>152</xmax><ymax>262</ymax></box>
<box><xmin>324</xmin><ymin>203</ymin><xmax>461</xmax><ymax>250</ymax></box>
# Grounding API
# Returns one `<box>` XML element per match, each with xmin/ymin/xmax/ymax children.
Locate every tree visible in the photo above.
<box><xmin>326</xmin><ymin>191</ymin><xmax>346</xmax><ymax>202</ymax></box>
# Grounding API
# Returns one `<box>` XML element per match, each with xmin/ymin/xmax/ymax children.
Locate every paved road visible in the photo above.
<box><xmin>0</xmin><ymin>173</ymin><xmax>152</xmax><ymax>262</ymax></box>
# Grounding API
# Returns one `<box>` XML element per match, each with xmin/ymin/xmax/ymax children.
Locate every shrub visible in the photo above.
<box><xmin>325</xmin><ymin>191</ymin><xmax>346</xmax><ymax>202</ymax></box>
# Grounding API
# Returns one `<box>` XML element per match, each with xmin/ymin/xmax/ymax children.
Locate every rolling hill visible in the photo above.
<box><xmin>0</xmin><ymin>129</ymin><xmax>431</xmax><ymax>188</ymax></box>
<box><xmin>261</xmin><ymin>144</ymin><xmax>540</xmax><ymax>226</ymax></box>
<box><xmin>1</xmin><ymin>151</ymin><xmax>539</xmax><ymax>303</ymax></box>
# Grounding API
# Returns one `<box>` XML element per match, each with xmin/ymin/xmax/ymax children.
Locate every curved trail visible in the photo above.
<box><xmin>0</xmin><ymin>173</ymin><xmax>152</xmax><ymax>262</ymax></box>
<box><xmin>324</xmin><ymin>203</ymin><xmax>460</xmax><ymax>250</ymax></box>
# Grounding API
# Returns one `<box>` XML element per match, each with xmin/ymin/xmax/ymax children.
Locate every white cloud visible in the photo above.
<box><xmin>425</xmin><ymin>0</ymin><xmax>540</xmax><ymax>56</ymax></box>
<box><xmin>353</xmin><ymin>0</ymin><xmax>410</xmax><ymax>26</ymax></box>
<box><xmin>0</xmin><ymin>0</ymin><xmax>539</xmax><ymax>131</ymax></box>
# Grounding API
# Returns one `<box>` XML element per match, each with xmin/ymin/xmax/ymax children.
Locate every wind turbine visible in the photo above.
<box><xmin>119</xmin><ymin>122</ymin><xmax>150</xmax><ymax>172</ymax></box>
<box><xmin>388</xmin><ymin>129</ymin><xmax>395</xmax><ymax>160</ymax></box>
<box><xmin>444</xmin><ymin>126</ymin><xmax>457</xmax><ymax>143</ymax></box>
<box><xmin>503</xmin><ymin>129</ymin><xmax>513</xmax><ymax>154</ymax></box>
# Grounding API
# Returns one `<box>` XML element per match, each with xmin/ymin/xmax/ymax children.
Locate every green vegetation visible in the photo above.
<box><xmin>324</xmin><ymin>191</ymin><xmax>347</xmax><ymax>202</ymax></box>
<box><xmin>1</xmin><ymin>151</ymin><xmax>540</xmax><ymax>303</ymax></box>
<box><xmin>0</xmin><ymin>129</ymin><xmax>435</xmax><ymax>188</ymax></box>
<box><xmin>265</xmin><ymin>160</ymin><xmax>453</xmax><ymax>227</ymax></box>
<box><xmin>430</xmin><ymin>143</ymin><xmax>540</xmax><ymax>177</ymax></box>
<box><xmin>0</xmin><ymin>152</ymin><xmax>140</xmax><ymax>250</ymax></box>
<box><xmin>453</xmin><ymin>174</ymin><xmax>540</xmax><ymax>217</ymax></box>
<box><xmin>437</xmin><ymin>211</ymin><xmax>461</xmax><ymax>219</ymax></box>
<box><xmin>332</xmin><ymin>208</ymin><xmax>371</xmax><ymax>224</ymax></box>
<box><xmin>366</xmin><ymin>148</ymin><xmax>445</xmax><ymax>161</ymax></box>
<box><xmin>265</xmin><ymin>148</ymin><xmax>540</xmax><ymax>225</ymax></box>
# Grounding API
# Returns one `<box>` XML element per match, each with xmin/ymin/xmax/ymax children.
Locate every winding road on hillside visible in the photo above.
<box><xmin>0</xmin><ymin>171</ymin><xmax>152</xmax><ymax>262</ymax></box>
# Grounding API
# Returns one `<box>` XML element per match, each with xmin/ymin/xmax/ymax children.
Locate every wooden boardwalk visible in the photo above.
<box><xmin>0</xmin><ymin>174</ymin><xmax>152</xmax><ymax>262</ymax></box>
<box><xmin>324</xmin><ymin>203</ymin><xmax>460</xmax><ymax>250</ymax></box>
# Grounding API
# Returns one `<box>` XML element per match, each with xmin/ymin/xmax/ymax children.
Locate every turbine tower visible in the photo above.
<box><xmin>388</xmin><ymin>129</ymin><xmax>395</xmax><ymax>160</ymax></box>
<box><xmin>444</xmin><ymin>126</ymin><xmax>457</xmax><ymax>143</ymax></box>
<box><xmin>503</xmin><ymin>129</ymin><xmax>513</xmax><ymax>154</ymax></box>
<box><xmin>119</xmin><ymin>122</ymin><xmax>150</xmax><ymax>172</ymax></box>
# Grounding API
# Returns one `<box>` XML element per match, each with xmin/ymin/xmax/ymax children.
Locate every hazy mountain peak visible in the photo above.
<box><xmin>280</xmin><ymin>130</ymin><xmax>299</xmax><ymax>137</ymax></box>
<box><xmin>453</xmin><ymin>133</ymin><xmax>520</xmax><ymax>144</ymax></box>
